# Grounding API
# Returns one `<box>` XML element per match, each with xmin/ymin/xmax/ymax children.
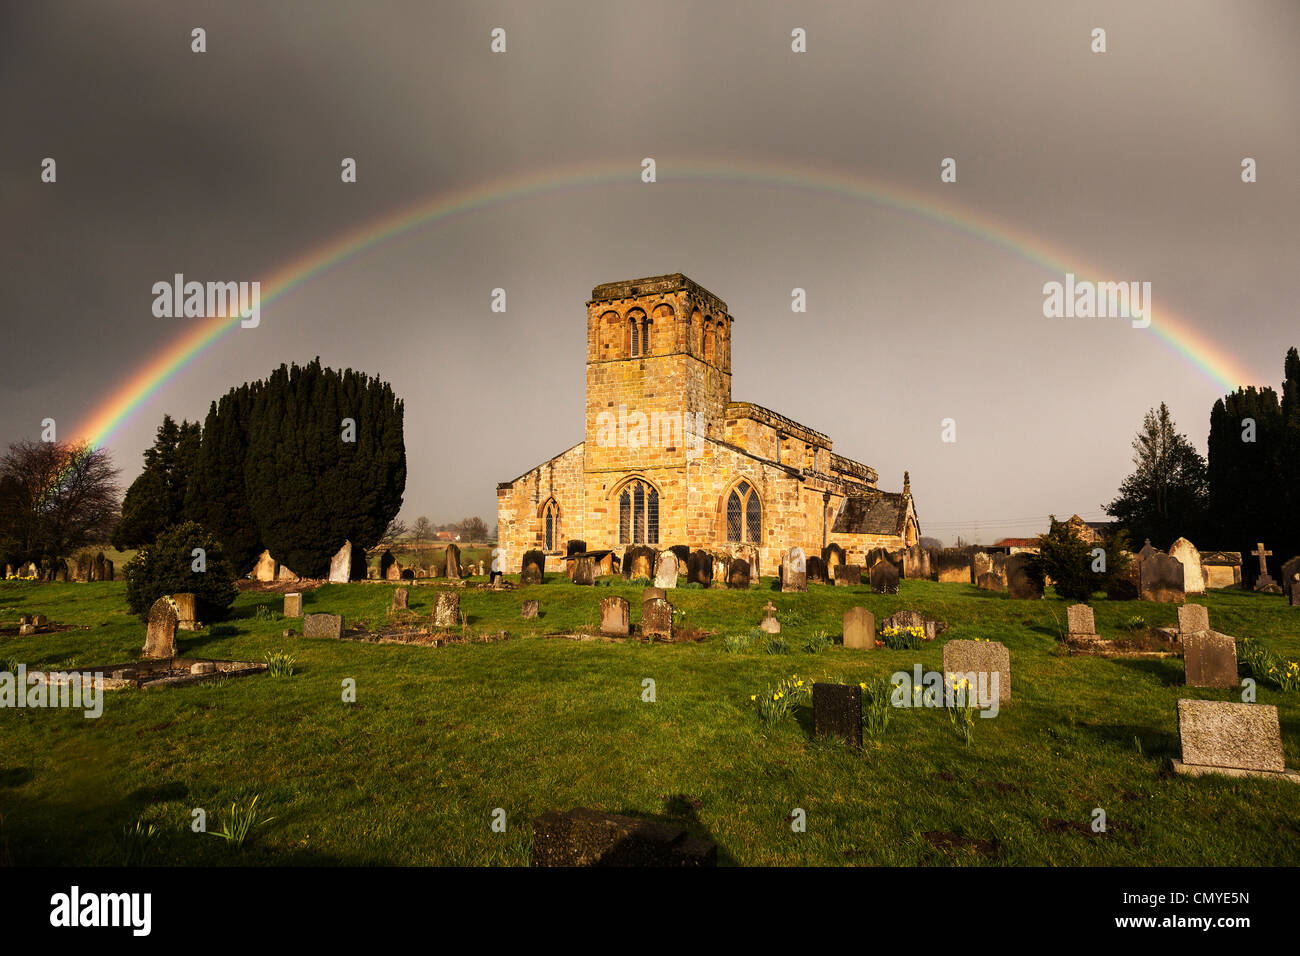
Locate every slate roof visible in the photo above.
<box><xmin>831</xmin><ymin>493</ymin><xmax>909</xmax><ymax>536</ymax></box>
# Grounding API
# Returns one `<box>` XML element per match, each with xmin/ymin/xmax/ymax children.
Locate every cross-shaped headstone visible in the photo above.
<box><xmin>1252</xmin><ymin>542</ymin><xmax>1272</xmax><ymax>577</ymax></box>
<box><xmin>763</xmin><ymin>601</ymin><xmax>777</xmax><ymax>618</ymax></box>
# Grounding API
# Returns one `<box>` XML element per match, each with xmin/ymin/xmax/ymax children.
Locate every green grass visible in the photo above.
<box><xmin>1</xmin><ymin>576</ymin><xmax>1298</xmax><ymax>866</ymax></box>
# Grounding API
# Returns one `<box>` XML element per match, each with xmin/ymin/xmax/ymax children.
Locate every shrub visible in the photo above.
<box><xmin>1037</xmin><ymin>515</ymin><xmax>1097</xmax><ymax>602</ymax></box>
<box><xmin>124</xmin><ymin>521</ymin><xmax>238</xmax><ymax>622</ymax></box>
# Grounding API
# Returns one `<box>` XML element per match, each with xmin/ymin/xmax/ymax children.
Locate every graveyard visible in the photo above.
<box><xmin>2</xmin><ymin>569</ymin><xmax>1298</xmax><ymax>866</ymax></box>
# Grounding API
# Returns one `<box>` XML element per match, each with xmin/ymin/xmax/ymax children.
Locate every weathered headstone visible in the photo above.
<box><xmin>190</xmin><ymin>662</ymin><xmax>217</xmax><ymax>676</ymax></box>
<box><xmin>882</xmin><ymin>609</ymin><xmax>943</xmax><ymax>642</ymax></box>
<box><xmin>1140</xmin><ymin>551</ymin><xmax>1185</xmax><ymax>603</ymax></box>
<box><xmin>641</xmin><ymin>597</ymin><xmax>673</xmax><ymax>640</ymax></box>
<box><xmin>572</xmin><ymin>556</ymin><xmax>595</xmax><ymax>586</ymax></box>
<box><xmin>142</xmin><ymin>598</ymin><xmax>178</xmax><ymax>659</ymax></box>
<box><xmin>1183</xmin><ymin>630</ymin><xmax>1238</xmax><ymax>689</ymax></box>
<box><xmin>1005</xmin><ymin>554</ymin><xmax>1043</xmax><ymax>600</ymax></box>
<box><xmin>972</xmin><ymin>551</ymin><xmax>993</xmax><ymax>581</ymax></box>
<box><xmin>1168</xmin><ymin>538</ymin><xmax>1206</xmax><ymax>594</ymax></box>
<box><xmin>941</xmin><ymin>639</ymin><xmax>1011</xmax><ymax>701</ymax></box>
<box><xmin>686</xmin><ymin>550</ymin><xmax>713</xmax><ymax>587</ymax></box>
<box><xmin>805</xmin><ymin>555</ymin><xmax>828</xmax><ymax>585</ymax></box>
<box><xmin>759</xmin><ymin>601</ymin><xmax>780</xmax><ymax>634</ymax></box>
<box><xmin>444</xmin><ymin>544</ymin><xmax>462</xmax><ymax>581</ymax></box>
<box><xmin>813</xmin><ymin>682</ymin><xmax>862</xmax><ymax>748</ymax></box>
<box><xmin>731</xmin><ymin>543</ymin><xmax>759</xmax><ymax>581</ymax></box>
<box><xmin>276</xmin><ymin>563</ymin><xmax>298</xmax><ymax>582</ymax></box>
<box><xmin>90</xmin><ymin>552</ymin><xmax>107</xmax><ymax>582</ymax></box>
<box><xmin>833</xmin><ymin>564</ymin><xmax>862</xmax><ymax>587</ymax></box>
<box><xmin>843</xmin><ymin>607</ymin><xmax>876</xmax><ymax>649</ymax></box>
<box><xmin>253</xmin><ymin>549</ymin><xmax>278</xmax><ymax>582</ymax></box>
<box><xmin>303</xmin><ymin>612</ymin><xmax>344</xmax><ymax>639</ymax></box>
<box><xmin>522</xmin><ymin>599</ymin><xmax>539</xmax><ymax>620</ymax></box>
<box><xmin>171</xmin><ymin>592</ymin><xmax>198</xmax><ymax>631</ymax></box>
<box><xmin>283</xmin><ymin>592</ymin><xmax>303</xmax><ymax>617</ymax></box>
<box><xmin>1280</xmin><ymin>556</ymin><xmax>1300</xmax><ymax>601</ymax></box>
<box><xmin>531</xmin><ymin>808</ymin><xmax>717</xmax><ymax>867</ymax></box>
<box><xmin>822</xmin><ymin>543</ymin><xmax>845</xmax><ymax>574</ymax></box>
<box><xmin>935</xmin><ymin>549</ymin><xmax>972</xmax><ymax>584</ymax></box>
<box><xmin>1173</xmin><ymin>700</ymin><xmax>1296</xmax><ymax>781</ymax></box>
<box><xmin>622</xmin><ymin>546</ymin><xmax>656</xmax><ymax>581</ymax></box>
<box><xmin>1200</xmin><ymin>551</ymin><xmax>1242</xmax><ymax>590</ymax></box>
<box><xmin>600</xmin><ymin>596</ymin><xmax>629</xmax><ymax>636</ymax></box>
<box><xmin>328</xmin><ymin>542</ymin><xmax>352</xmax><ymax>583</ymax></box>
<box><xmin>1251</xmin><ymin>542</ymin><xmax>1279</xmax><ymax>592</ymax></box>
<box><xmin>977</xmin><ymin>571</ymin><xmax>1004</xmax><ymax>591</ymax></box>
<box><xmin>654</xmin><ymin>551</ymin><xmax>679</xmax><ymax>589</ymax></box>
<box><xmin>642</xmin><ymin>587</ymin><xmax>665</xmax><ymax>604</ymax></box>
<box><xmin>1066</xmin><ymin>604</ymin><xmax>1095</xmax><ymax>638</ymax></box>
<box><xmin>1293</xmin><ymin>573</ymin><xmax>1300</xmax><ymax>608</ymax></box>
<box><xmin>780</xmin><ymin>547</ymin><xmax>807</xmax><ymax>592</ymax></box>
<box><xmin>433</xmin><ymin>592</ymin><xmax>460</xmax><ymax>628</ymax></box>
<box><xmin>391</xmin><ymin>587</ymin><xmax>409</xmax><ymax>611</ymax></box>
<box><xmin>521</xmin><ymin>550</ymin><xmax>545</xmax><ymax>585</ymax></box>
<box><xmin>381</xmin><ymin>551</ymin><xmax>401</xmax><ymax>581</ymax></box>
<box><xmin>869</xmin><ymin>559</ymin><xmax>900</xmax><ymax>595</ymax></box>
<box><xmin>726</xmin><ymin>558</ymin><xmax>750</xmax><ymax>589</ymax></box>
<box><xmin>1177</xmin><ymin>603</ymin><xmax>1209</xmax><ymax>635</ymax></box>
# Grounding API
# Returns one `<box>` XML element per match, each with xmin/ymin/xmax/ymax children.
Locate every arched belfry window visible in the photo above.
<box><xmin>727</xmin><ymin>481</ymin><xmax>761</xmax><ymax>544</ymax></box>
<box><xmin>628</xmin><ymin>311</ymin><xmax>649</xmax><ymax>358</ymax></box>
<box><xmin>617</xmin><ymin>479</ymin><xmax>659</xmax><ymax>545</ymax></box>
<box><xmin>542</xmin><ymin>499</ymin><xmax>560</xmax><ymax>551</ymax></box>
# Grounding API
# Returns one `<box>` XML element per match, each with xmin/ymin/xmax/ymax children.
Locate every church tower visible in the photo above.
<box><xmin>584</xmin><ymin>274</ymin><xmax>733</xmax><ymax>473</ymax></box>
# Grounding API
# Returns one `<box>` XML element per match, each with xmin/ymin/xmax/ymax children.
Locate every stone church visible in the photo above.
<box><xmin>496</xmin><ymin>273</ymin><xmax>920</xmax><ymax>574</ymax></box>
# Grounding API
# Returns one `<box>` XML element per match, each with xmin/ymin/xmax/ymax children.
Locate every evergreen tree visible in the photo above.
<box><xmin>184</xmin><ymin>384</ymin><xmax>263</xmax><ymax>574</ymax></box>
<box><xmin>112</xmin><ymin>415</ymin><xmax>201</xmax><ymax>549</ymax></box>
<box><xmin>1105</xmin><ymin>403</ymin><xmax>1208</xmax><ymax>547</ymax></box>
<box><xmin>1206</xmin><ymin>385</ymin><xmax>1283</xmax><ymax>573</ymax></box>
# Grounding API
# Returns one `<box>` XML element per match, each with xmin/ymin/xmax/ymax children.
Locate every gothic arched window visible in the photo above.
<box><xmin>726</xmin><ymin>481</ymin><xmax>762</xmax><ymax>543</ymax></box>
<box><xmin>542</xmin><ymin>499</ymin><xmax>560</xmax><ymax>551</ymax></box>
<box><xmin>617</xmin><ymin>479</ymin><xmax>659</xmax><ymax>544</ymax></box>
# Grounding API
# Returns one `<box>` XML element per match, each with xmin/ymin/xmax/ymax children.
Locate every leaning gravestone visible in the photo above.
<box><xmin>1168</xmin><ymin>538</ymin><xmax>1207</xmax><ymax>595</ymax></box>
<box><xmin>805</xmin><ymin>555</ymin><xmax>828</xmax><ymax>585</ymax></box>
<box><xmin>726</xmin><ymin>558</ymin><xmax>750</xmax><ymax>589</ymax></box>
<box><xmin>303</xmin><ymin>613</ymin><xmax>344</xmax><ymax>639</ymax></box>
<box><xmin>833</xmin><ymin>564</ymin><xmax>862</xmax><ymax>587</ymax></box>
<box><xmin>654</xmin><ymin>551</ymin><xmax>679</xmax><ymax>589</ymax></box>
<box><xmin>600</xmin><ymin>596</ymin><xmax>629</xmax><ymax>636</ymax></box>
<box><xmin>328</xmin><ymin>541</ymin><xmax>352</xmax><ymax>583</ymax></box>
<box><xmin>942</xmin><ymin>639</ymin><xmax>1011</xmax><ymax>701</ymax></box>
<box><xmin>813</xmin><ymin>683</ymin><xmax>863</xmax><ymax>748</ymax></box>
<box><xmin>1140</xmin><ymin>551</ymin><xmax>1185</xmax><ymax>603</ymax></box>
<box><xmin>171</xmin><ymin>593</ymin><xmax>198</xmax><ymax>631</ymax></box>
<box><xmin>253</xmin><ymin>549</ymin><xmax>278</xmax><ymax>582</ymax></box>
<box><xmin>1173</xmin><ymin>700</ymin><xmax>1297</xmax><ymax>782</ymax></box>
<box><xmin>380</xmin><ymin>550</ymin><xmax>397</xmax><ymax>580</ymax></box>
<box><xmin>433</xmin><ymin>592</ymin><xmax>460</xmax><ymax>628</ymax></box>
<box><xmin>572</xmin><ymin>556</ymin><xmax>595</xmax><ymax>586</ymax></box>
<box><xmin>686</xmin><ymin>550</ymin><xmax>713</xmax><ymax>587</ymax></box>
<box><xmin>641</xmin><ymin>598</ymin><xmax>673</xmax><ymax>640</ymax></box>
<box><xmin>1005</xmin><ymin>554</ymin><xmax>1043</xmax><ymax>599</ymax></box>
<box><xmin>531</xmin><ymin>808</ymin><xmax>717</xmax><ymax>867</ymax></box>
<box><xmin>444</xmin><ymin>544</ymin><xmax>462</xmax><ymax>581</ymax></box>
<box><xmin>1066</xmin><ymin>604</ymin><xmax>1095</xmax><ymax>639</ymax></box>
<box><xmin>391</xmin><ymin>587</ymin><xmax>409</xmax><ymax>611</ymax></box>
<box><xmin>870</xmin><ymin>559</ymin><xmax>900</xmax><ymax>595</ymax></box>
<box><xmin>843</xmin><ymin>607</ymin><xmax>876</xmax><ymax>649</ymax></box>
<box><xmin>142</xmin><ymin>598</ymin><xmax>178</xmax><ymax>659</ymax></box>
<box><xmin>521</xmin><ymin>550</ymin><xmax>545</xmax><ymax>585</ymax></box>
<box><xmin>1178</xmin><ymin>604</ymin><xmax>1209</xmax><ymax>636</ymax></box>
<box><xmin>1183</xmin><ymin>631</ymin><xmax>1238</xmax><ymax>689</ymax></box>
<box><xmin>522</xmin><ymin>599</ymin><xmax>539</xmax><ymax>620</ymax></box>
<box><xmin>283</xmin><ymin>592</ymin><xmax>303</xmax><ymax>617</ymax></box>
<box><xmin>781</xmin><ymin>547</ymin><xmax>807</xmax><ymax>593</ymax></box>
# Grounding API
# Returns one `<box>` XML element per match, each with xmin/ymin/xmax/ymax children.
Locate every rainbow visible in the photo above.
<box><xmin>71</xmin><ymin>156</ymin><xmax>1258</xmax><ymax>449</ymax></box>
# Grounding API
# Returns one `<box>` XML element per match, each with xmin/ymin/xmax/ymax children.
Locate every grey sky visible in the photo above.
<box><xmin>3</xmin><ymin>1</ymin><xmax>1297</xmax><ymax>544</ymax></box>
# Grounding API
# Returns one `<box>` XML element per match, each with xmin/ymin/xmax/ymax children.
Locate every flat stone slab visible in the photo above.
<box><xmin>1176</xmin><ymin>699</ymin><xmax>1289</xmax><ymax>775</ymax></box>
<box><xmin>303</xmin><ymin>612</ymin><xmax>344</xmax><ymax>639</ymax></box>
<box><xmin>25</xmin><ymin>657</ymin><xmax>267</xmax><ymax>691</ymax></box>
<box><xmin>941</xmin><ymin>639</ymin><xmax>1011</xmax><ymax>701</ymax></box>
<box><xmin>532</xmin><ymin>808</ymin><xmax>716</xmax><ymax>867</ymax></box>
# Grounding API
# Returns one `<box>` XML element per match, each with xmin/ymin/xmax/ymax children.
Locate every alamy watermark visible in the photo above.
<box><xmin>594</xmin><ymin>405</ymin><xmax>706</xmax><ymax>459</ymax></box>
<box><xmin>1</xmin><ymin>665</ymin><xmax>103</xmax><ymax>718</ymax></box>
<box><xmin>152</xmin><ymin>273</ymin><xmax>260</xmax><ymax>328</ymax></box>
<box><xmin>1042</xmin><ymin>273</ymin><xmax>1151</xmax><ymax>329</ymax></box>
<box><xmin>890</xmin><ymin>665</ymin><xmax>1000</xmax><ymax>718</ymax></box>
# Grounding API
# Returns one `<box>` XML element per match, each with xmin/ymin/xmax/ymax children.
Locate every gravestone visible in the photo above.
<box><xmin>522</xmin><ymin>599</ymin><xmax>539</xmax><ymax>620</ymax></box>
<box><xmin>1168</xmin><ymin>538</ymin><xmax>1206</xmax><ymax>594</ymax></box>
<box><xmin>882</xmin><ymin>609</ymin><xmax>944</xmax><ymax>642</ymax></box>
<box><xmin>654</xmin><ymin>551</ymin><xmax>679</xmax><ymax>589</ymax></box>
<box><xmin>303</xmin><ymin>613</ymin><xmax>344</xmax><ymax>639</ymax></box>
<box><xmin>433</xmin><ymin>592</ymin><xmax>460</xmax><ymax>628</ymax></box>
<box><xmin>622</xmin><ymin>546</ymin><xmax>656</xmax><ymax>581</ymax></box>
<box><xmin>600</xmin><ymin>596</ymin><xmax>629</xmax><ymax>635</ymax></box>
<box><xmin>833</xmin><ymin>564</ymin><xmax>862</xmax><ymax>587</ymax></box>
<box><xmin>444</xmin><ymin>544</ymin><xmax>462</xmax><ymax>581</ymax></box>
<box><xmin>1066</xmin><ymin>604</ymin><xmax>1095</xmax><ymax>638</ymax></box>
<box><xmin>91</xmin><ymin>552</ymin><xmax>107</xmax><ymax>582</ymax></box>
<box><xmin>190</xmin><ymin>662</ymin><xmax>217</xmax><ymax>676</ymax></box>
<box><xmin>283</xmin><ymin>592</ymin><xmax>303</xmax><ymax>617</ymax></box>
<box><xmin>726</xmin><ymin>558</ymin><xmax>750</xmax><ymax>589</ymax></box>
<box><xmin>843</xmin><ymin>607</ymin><xmax>876</xmax><ymax>649</ymax></box>
<box><xmin>972</xmin><ymin>551</ymin><xmax>993</xmax><ymax>581</ymax></box>
<box><xmin>1200</xmin><ymin>551</ymin><xmax>1242</xmax><ymax>590</ymax></box>
<box><xmin>710</xmin><ymin>552</ymin><xmax>730</xmax><ymax>588</ymax></box>
<box><xmin>276</xmin><ymin>563</ymin><xmax>298</xmax><ymax>582</ymax></box>
<box><xmin>142</xmin><ymin>598</ymin><xmax>178</xmax><ymax>658</ymax></box>
<box><xmin>386</xmin><ymin>557</ymin><xmax>403</xmax><ymax>582</ymax></box>
<box><xmin>805</xmin><ymin>555</ymin><xmax>828</xmax><ymax>585</ymax></box>
<box><xmin>1178</xmin><ymin>603</ymin><xmax>1209</xmax><ymax>635</ymax></box>
<box><xmin>822</xmin><ymin>543</ymin><xmax>845</xmax><ymax>574</ymax></box>
<box><xmin>901</xmin><ymin>544</ymin><xmax>929</xmax><ymax>581</ymax></box>
<box><xmin>1005</xmin><ymin>554</ymin><xmax>1043</xmax><ymax>599</ymax></box>
<box><xmin>573</xmin><ymin>556</ymin><xmax>595</xmax><ymax>586</ymax></box>
<box><xmin>1140</xmin><ymin>551</ymin><xmax>1186</xmax><ymax>603</ymax></box>
<box><xmin>977</xmin><ymin>572</ymin><xmax>1004</xmax><ymax>592</ymax></box>
<box><xmin>391</xmin><ymin>587</ymin><xmax>409</xmax><ymax>611</ymax></box>
<box><xmin>566</xmin><ymin>540</ymin><xmax>587</xmax><ymax>557</ymax></box>
<box><xmin>780</xmin><ymin>547</ymin><xmax>807</xmax><ymax>593</ymax></box>
<box><xmin>1293</xmin><ymin>573</ymin><xmax>1300</xmax><ymax>607</ymax></box>
<box><xmin>171</xmin><ymin>593</ymin><xmax>198</xmax><ymax>631</ymax></box>
<box><xmin>1183</xmin><ymin>631</ymin><xmax>1238</xmax><ymax>689</ymax></box>
<box><xmin>521</xmin><ymin>550</ymin><xmax>545</xmax><ymax>585</ymax></box>
<box><xmin>328</xmin><ymin>542</ymin><xmax>352</xmax><ymax>583</ymax></box>
<box><xmin>1280</xmin><ymin>556</ymin><xmax>1300</xmax><ymax>601</ymax></box>
<box><xmin>73</xmin><ymin>553</ymin><xmax>91</xmax><ymax>583</ymax></box>
<box><xmin>731</xmin><ymin>543</ymin><xmax>759</xmax><ymax>581</ymax></box>
<box><xmin>813</xmin><ymin>683</ymin><xmax>862</xmax><ymax>748</ymax></box>
<box><xmin>642</xmin><ymin>587</ymin><xmax>665</xmax><ymax>603</ymax></box>
<box><xmin>941</xmin><ymin>639</ymin><xmax>1011</xmax><ymax>701</ymax></box>
<box><xmin>1173</xmin><ymin>700</ymin><xmax>1296</xmax><ymax>781</ymax></box>
<box><xmin>253</xmin><ymin>549</ymin><xmax>278</xmax><ymax>583</ymax></box>
<box><xmin>869</xmin><ymin>559</ymin><xmax>900</xmax><ymax>595</ymax></box>
<box><xmin>668</xmin><ymin>545</ymin><xmax>690</xmax><ymax>576</ymax></box>
<box><xmin>1250</xmin><ymin>542</ymin><xmax>1280</xmax><ymax>592</ymax></box>
<box><xmin>380</xmin><ymin>550</ymin><xmax>397</xmax><ymax>580</ymax></box>
<box><xmin>641</xmin><ymin>597</ymin><xmax>673</xmax><ymax>640</ymax></box>
<box><xmin>759</xmin><ymin>601</ymin><xmax>780</xmax><ymax>634</ymax></box>
<box><xmin>686</xmin><ymin>550</ymin><xmax>713</xmax><ymax>587</ymax></box>
<box><xmin>531</xmin><ymin>808</ymin><xmax>717</xmax><ymax>867</ymax></box>
<box><xmin>935</xmin><ymin>549</ymin><xmax>972</xmax><ymax>584</ymax></box>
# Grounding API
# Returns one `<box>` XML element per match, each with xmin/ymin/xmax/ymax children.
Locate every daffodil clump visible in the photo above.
<box><xmin>880</xmin><ymin>623</ymin><xmax>926</xmax><ymax>650</ymax></box>
<box><xmin>945</xmin><ymin>672</ymin><xmax>977</xmax><ymax>746</ymax></box>
<box><xmin>751</xmin><ymin>673</ymin><xmax>811</xmax><ymax>724</ymax></box>
<box><xmin>859</xmin><ymin>676</ymin><xmax>893</xmax><ymax>741</ymax></box>
<box><xmin>1239</xmin><ymin>637</ymin><xmax>1298</xmax><ymax>693</ymax></box>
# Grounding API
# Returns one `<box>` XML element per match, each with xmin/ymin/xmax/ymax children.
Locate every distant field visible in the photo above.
<box><xmin>1</xmin><ymin>575</ymin><xmax>1297</xmax><ymax>866</ymax></box>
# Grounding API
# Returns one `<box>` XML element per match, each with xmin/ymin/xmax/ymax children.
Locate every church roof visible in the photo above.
<box><xmin>831</xmin><ymin>493</ymin><xmax>910</xmax><ymax>536</ymax></box>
